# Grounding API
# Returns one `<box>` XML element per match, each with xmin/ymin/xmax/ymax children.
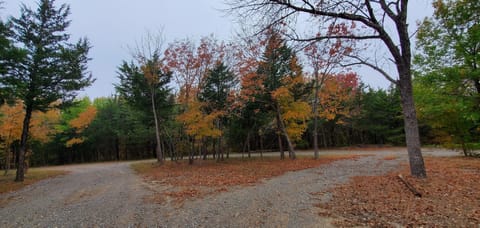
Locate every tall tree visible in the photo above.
<box><xmin>414</xmin><ymin>0</ymin><xmax>479</xmax><ymax>156</ymax></box>
<box><xmin>1</xmin><ymin>0</ymin><xmax>93</xmax><ymax>181</ymax></box>
<box><xmin>199</xmin><ymin>62</ymin><xmax>237</xmax><ymax>160</ymax></box>
<box><xmin>115</xmin><ymin>57</ymin><xmax>172</xmax><ymax>163</ymax></box>
<box><xmin>0</xmin><ymin>7</ymin><xmax>25</xmax><ymax>103</ymax></box>
<box><xmin>256</xmin><ymin>31</ymin><xmax>302</xmax><ymax>159</ymax></box>
<box><xmin>303</xmin><ymin>29</ymin><xmax>354</xmax><ymax>159</ymax></box>
<box><xmin>415</xmin><ymin>0</ymin><xmax>479</xmax><ymax>91</ymax></box>
<box><xmin>228</xmin><ymin>0</ymin><xmax>427</xmax><ymax>177</ymax></box>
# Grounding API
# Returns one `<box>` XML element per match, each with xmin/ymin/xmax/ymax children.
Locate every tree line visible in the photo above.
<box><xmin>1</xmin><ymin>0</ymin><xmax>478</xmax><ymax>182</ymax></box>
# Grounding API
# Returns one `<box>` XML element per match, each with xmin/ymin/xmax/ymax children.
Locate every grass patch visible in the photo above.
<box><xmin>0</xmin><ymin>168</ymin><xmax>67</xmax><ymax>195</ymax></box>
<box><xmin>317</xmin><ymin>156</ymin><xmax>480</xmax><ymax>227</ymax></box>
<box><xmin>132</xmin><ymin>155</ymin><xmax>364</xmax><ymax>204</ymax></box>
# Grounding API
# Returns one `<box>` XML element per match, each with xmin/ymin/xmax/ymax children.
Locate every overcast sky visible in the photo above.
<box><xmin>3</xmin><ymin>1</ymin><xmax>434</xmax><ymax>98</ymax></box>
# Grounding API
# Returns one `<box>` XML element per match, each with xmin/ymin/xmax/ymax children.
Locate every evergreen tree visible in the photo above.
<box><xmin>0</xmin><ymin>0</ymin><xmax>93</xmax><ymax>181</ymax></box>
<box><xmin>199</xmin><ymin>62</ymin><xmax>236</xmax><ymax>112</ymax></box>
<box><xmin>115</xmin><ymin>57</ymin><xmax>173</xmax><ymax>162</ymax></box>
<box><xmin>199</xmin><ymin>62</ymin><xmax>237</xmax><ymax>160</ymax></box>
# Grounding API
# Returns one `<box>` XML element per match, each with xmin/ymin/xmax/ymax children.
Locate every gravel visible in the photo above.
<box><xmin>0</xmin><ymin>148</ymin><xmax>459</xmax><ymax>227</ymax></box>
<box><xmin>0</xmin><ymin>162</ymin><xmax>152</xmax><ymax>227</ymax></box>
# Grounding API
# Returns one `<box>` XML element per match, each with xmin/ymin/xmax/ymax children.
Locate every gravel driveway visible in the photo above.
<box><xmin>0</xmin><ymin>148</ymin><xmax>459</xmax><ymax>227</ymax></box>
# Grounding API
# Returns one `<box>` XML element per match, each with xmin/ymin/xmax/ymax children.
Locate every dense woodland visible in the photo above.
<box><xmin>0</xmin><ymin>0</ymin><xmax>479</xmax><ymax>172</ymax></box>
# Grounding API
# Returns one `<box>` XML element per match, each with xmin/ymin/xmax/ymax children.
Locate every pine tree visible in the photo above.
<box><xmin>0</xmin><ymin>0</ymin><xmax>93</xmax><ymax>182</ymax></box>
<box><xmin>257</xmin><ymin>31</ymin><xmax>302</xmax><ymax>159</ymax></box>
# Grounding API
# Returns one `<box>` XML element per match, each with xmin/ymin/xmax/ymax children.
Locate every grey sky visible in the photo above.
<box><xmin>3</xmin><ymin>1</ymin><xmax>434</xmax><ymax>98</ymax></box>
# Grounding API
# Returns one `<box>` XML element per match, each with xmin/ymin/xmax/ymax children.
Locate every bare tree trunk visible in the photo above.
<box><xmin>151</xmin><ymin>89</ymin><xmax>163</xmax><ymax>164</ymax></box>
<box><xmin>276</xmin><ymin>105</ymin><xmax>296</xmax><ymax>159</ymax></box>
<box><xmin>277</xmin><ymin>118</ymin><xmax>285</xmax><ymax>160</ymax></box>
<box><xmin>247</xmin><ymin>136</ymin><xmax>251</xmax><ymax>158</ymax></box>
<box><xmin>260</xmin><ymin>134</ymin><xmax>264</xmax><ymax>159</ymax></box>
<box><xmin>398</xmin><ymin>74</ymin><xmax>426</xmax><ymax>178</ymax></box>
<box><xmin>312</xmin><ymin>72</ymin><xmax>320</xmax><ymax>159</ymax></box>
<box><xmin>3</xmin><ymin>144</ymin><xmax>10</xmax><ymax>176</ymax></box>
<box><xmin>16</xmin><ymin>104</ymin><xmax>33</xmax><ymax>182</ymax></box>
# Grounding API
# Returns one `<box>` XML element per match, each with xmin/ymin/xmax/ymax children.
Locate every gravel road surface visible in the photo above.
<box><xmin>0</xmin><ymin>148</ymin><xmax>459</xmax><ymax>227</ymax></box>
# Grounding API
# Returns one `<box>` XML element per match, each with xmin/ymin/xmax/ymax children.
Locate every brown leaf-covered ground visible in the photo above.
<box><xmin>317</xmin><ymin>156</ymin><xmax>480</xmax><ymax>227</ymax></box>
<box><xmin>132</xmin><ymin>155</ymin><xmax>362</xmax><ymax>204</ymax></box>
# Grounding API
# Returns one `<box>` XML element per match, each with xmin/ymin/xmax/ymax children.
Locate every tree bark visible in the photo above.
<box><xmin>276</xmin><ymin>105</ymin><xmax>296</xmax><ymax>159</ymax></box>
<box><xmin>398</xmin><ymin>74</ymin><xmax>427</xmax><ymax>178</ymax></box>
<box><xmin>15</xmin><ymin>104</ymin><xmax>33</xmax><ymax>182</ymax></box>
<box><xmin>3</xmin><ymin>143</ymin><xmax>9</xmax><ymax>176</ymax></box>
<box><xmin>312</xmin><ymin>72</ymin><xmax>320</xmax><ymax>159</ymax></box>
<box><xmin>277</xmin><ymin>114</ymin><xmax>285</xmax><ymax>160</ymax></box>
<box><xmin>151</xmin><ymin>88</ymin><xmax>163</xmax><ymax>164</ymax></box>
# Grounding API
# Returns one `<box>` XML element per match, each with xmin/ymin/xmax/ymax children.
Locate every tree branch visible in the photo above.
<box><xmin>288</xmin><ymin>34</ymin><xmax>381</xmax><ymax>42</ymax></box>
<box><xmin>342</xmin><ymin>55</ymin><xmax>398</xmax><ymax>85</ymax></box>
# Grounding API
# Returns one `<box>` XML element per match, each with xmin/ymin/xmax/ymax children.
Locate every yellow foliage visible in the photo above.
<box><xmin>65</xmin><ymin>137</ymin><xmax>85</xmax><ymax>148</ymax></box>
<box><xmin>31</xmin><ymin>109</ymin><xmax>61</xmax><ymax>143</ymax></box>
<box><xmin>0</xmin><ymin>101</ymin><xmax>60</xmax><ymax>144</ymax></box>
<box><xmin>176</xmin><ymin>101</ymin><xmax>223</xmax><ymax>140</ymax></box>
<box><xmin>0</xmin><ymin>101</ymin><xmax>24</xmax><ymax>145</ymax></box>
<box><xmin>272</xmin><ymin>87</ymin><xmax>312</xmax><ymax>142</ymax></box>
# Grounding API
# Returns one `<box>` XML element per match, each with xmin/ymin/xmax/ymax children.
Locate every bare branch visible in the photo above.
<box><xmin>343</xmin><ymin>55</ymin><xmax>398</xmax><ymax>85</ymax></box>
<box><xmin>288</xmin><ymin>34</ymin><xmax>381</xmax><ymax>42</ymax></box>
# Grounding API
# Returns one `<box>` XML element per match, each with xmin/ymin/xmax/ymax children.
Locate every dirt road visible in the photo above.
<box><xmin>0</xmin><ymin>162</ymin><xmax>156</xmax><ymax>227</ymax></box>
<box><xmin>0</xmin><ymin>148</ymin><xmax>459</xmax><ymax>227</ymax></box>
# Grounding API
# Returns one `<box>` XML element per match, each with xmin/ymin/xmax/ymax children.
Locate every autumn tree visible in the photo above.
<box><xmin>0</xmin><ymin>0</ymin><xmax>93</xmax><ymax>181</ymax></box>
<box><xmin>0</xmin><ymin>101</ymin><xmax>23</xmax><ymax>174</ymax></box>
<box><xmin>164</xmin><ymin>36</ymin><xmax>225</xmax><ymax>105</ymax></box>
<box><xmin>228</xmin><ymin>0</ymin><xmax>427</xmax><ymax>177</ymax></box>
<box><xmin>0</xmin><ymin>101</ymin><xmax>60</xmax><ymax>174</ymax></box>
<box><xmin>303</xmin><ymin>26</ymin><xmax>355</xmax><ymax>159</ymax></box>
<box><xmin>256</xmin><ymin>31</ymin><xmax>303</xmax><ymax>159</ymax></box>
<box><xmin>66</xmin><ymin>105</ymin><xmax>97</xmax><ymax>147</ymax></box>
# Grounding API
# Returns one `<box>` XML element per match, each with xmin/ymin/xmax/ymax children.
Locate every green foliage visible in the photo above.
<box><xmin>415</xmin><ymin>0</ymin><xmax>480</xmax><ymax>155</ymax></box>
<box><xmin>354</xmin><ymin>86</ymin><xmax>404</xmax><ymax>145</ymax></box>
<box><xmin>3</xmin><ymin>0</ymin><xmax>93</xmax><ymax>111</ymax></box>
<box><xmin>115</xmin><ymin>60</ymin><xmax>173</xmax><ymax>117</ymax></box>
<box><xmin>414</xmin><ymin>68</ymin><xmax>479</xmax><ymax>154</ymax></box>
<box><xmin>199</xmin><ymin>62</ymin><xmax>237</xmax><ymax>112</ymax></box>
<box><xmin>0</xmin><ymin>14</ymin><xmax>25</xmax><ymax>103</ymax></box>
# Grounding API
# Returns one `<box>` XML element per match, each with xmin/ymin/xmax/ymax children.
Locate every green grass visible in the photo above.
<box><xmin>0</xmin><ymin>168</ymin><xmax>67</xmax><ymax>194</ymax></box>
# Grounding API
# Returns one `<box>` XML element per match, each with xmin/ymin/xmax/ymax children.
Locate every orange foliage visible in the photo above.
<box><xmin>0</xmin><ymin>101</ymin><xmax>60</xmax><ymax>144</ymax></box>
<box><xmin>317</xmin><ymin>157</ymin><xmax>480</xmax><ymax>227</ymax></box>
<box><xmin>0</xmin><ymin>101</ymin><xmax>24</xmax><ymax>145</ymax></box>
<box><xmin>318</xmin><ymin>72</ymin><xmax>358</xmax><ymax>123</ymax></box>
<box><xmin>66</xmin><ymin>106</ymin><xmax>97</xmax><ymax>147</ymax></box>
<box><xmin>30</xmin><ymin>108</ymin><xmax>61</xmax><ymax>143</ymax></box>
<box><xmin>69</xmin><ymin>106</ymin><xmax>97</xmax><ymax>133</ymax></box>
<box><xmin>164</xmin><ymin>36</ymin><xmax>225</xmax><ymax>104</ymax></box>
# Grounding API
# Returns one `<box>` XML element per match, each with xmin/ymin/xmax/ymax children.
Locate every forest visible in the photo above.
<box><xmin>0</xmin><ymin>0</ymin><xmax>479</xmax><ymax>173</ymax></box>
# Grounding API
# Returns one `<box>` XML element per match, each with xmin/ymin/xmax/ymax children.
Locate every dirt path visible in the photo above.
<box><xmin>0</xmin><ymin>161</ymin><xmax>154</xmax><ymax>227</ymax></box>
<box><xmin>0</xmin><ymin>148</ymin><xmax>459</xmax><ymax>227</ymax></box>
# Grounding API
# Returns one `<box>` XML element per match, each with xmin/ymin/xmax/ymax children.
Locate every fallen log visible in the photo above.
<box><xmin>397</xmin><ymin>174</ymin><xmax>422</xmax><ymax>197</ymax></box>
